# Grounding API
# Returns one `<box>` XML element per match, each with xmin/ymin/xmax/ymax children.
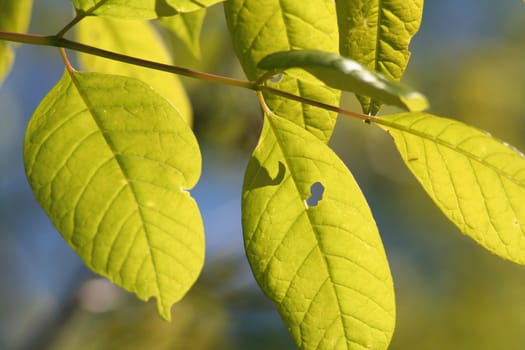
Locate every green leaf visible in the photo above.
<box><xmin>72</xmin><ymin>0</ymin><xmax>223</xmax><ymax>18</ymax></box>
<box><xmin>258</xmin><ymin>50</ymin><xmax>428</xmax><ymax>112</ymax></box>
<box><xmin>72</xmin><ymin>0</ymin><xmax>175</xmax><ymax>18</ymax></box>
<box><xmin>0</xmin><ymin>0</ymin><xmax>32</xmax><ymax>31</ymax></box>
<box><xmin>76</xmin><ymin>16</ymin><xmax>192</xmax><ymax>124</ymax></box>
<box><xmin>166</xmin><ymin>0</ymin><xmax>224</xmax><ymax>13</ymax></box>
<box><xmin>159</xmin><ymin>9</ymin><xmax>206</xmax><ymax>60</ymax></box>
<box><xmin>24</xmin><ymin>71</ymin><xmax>204</xmax><ymax>320</ymax></box>
<box><xmin>376</xmin><ymin>112</ymin><xmax>525</xmax><ymax>264</ymax></box>
<box><xmin>0</xmin><ymin>0</ymin><xmax>33</xmax><ymax>85</ymax></box>
<box><xmin>224</xmin><ymin>0</ymin><xmax>341</xmax><ymax>143</ymax></box>
<box><xmin>243</xmin><ymin>113</ymin><xmax>395</xmax><ymax>349</ymax></box>
<box><xmin>335</xmin><ymin>0</ymin><xmax>424</xmax><ymax>114</ymax></box>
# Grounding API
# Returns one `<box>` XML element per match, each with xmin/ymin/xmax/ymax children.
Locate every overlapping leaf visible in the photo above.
<box><xmin>71</xmin><ymin>0</ymin><xmax>174</xmax><ymax>18</ymax></box>
<box><xmin>376</xmin><ymin>113</ymin><xmax>525</xmax><ymax>264</ymax></box>
<box><xmin>0</xmin><ymin>0</ymin><xmax>33</xmax><ymax>85</ymax></box>
<box><xmin>77</xmin><ymin>16</ymin><xmax>192</xmax><ymax>124</ymax></box>
<box><xmin>24</xmin><ymin>71</ymin><xmax>204</xmax><ymax>320</ymax></box>
<box><xmin>159</xmin><ymin>9</ymin><xmax>206</xmax><ymax>60</ymax></box>
<box><xmin>224</xmin><ymin>0</ymin><xmax>341</xmax><ymax>142</ymax></box>
<box><xmin>72</xmin><ymin>0</ymin><xmax>224</xmax><ymax>19</ymax></box>
<box><xmin>336</xmin><ymin>0</ymin><xmax>424</xmax><ymax>114</ymax></box>
<box><xmin>167</xmin><ymin>0</ymin><xmax>224</xmax><ymax>13</ymax></box>
<box><xmin>243</xmin><ymin>113</ymin><xmax>395</xmax><ymax>349</ymax></box>
<box><xmin>258</xmin><ymin>50</ymin><xmax>428</xmax><ymax>112</ymax></box>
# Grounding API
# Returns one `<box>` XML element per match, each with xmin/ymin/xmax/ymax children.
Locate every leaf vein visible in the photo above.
<box><xmin>139</xmin><ymin>212</ymin><xmax>201</xmax><ymax>259</ymax></box>
<box><xmin>70</xmin><ymin>156</ymin><xmax>115</xmax><ymax>246</ymax></box>
<box><xmin>104</xmin><ymin>208</ymin><xmax>139</xmax><ymax>276</ymax></box>
<box><xmin>28</xmin><ymin>109</ymin><xmax>86</xmax><ymax>177</ymax></box>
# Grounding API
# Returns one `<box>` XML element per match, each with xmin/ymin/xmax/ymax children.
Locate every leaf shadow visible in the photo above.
<box><xmin>246</xmin><ymin>160</ymin><xmax>286</xmax><ymax>190</ymax></box>
<box><xmin>155</xmin><ymin>0</ymin><xmax>177</xmax><ymax>16</ymax></box>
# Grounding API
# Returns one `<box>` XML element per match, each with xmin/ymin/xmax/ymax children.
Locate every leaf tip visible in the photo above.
<box><xmin>157</xmin><ymin>300</ymin><xmax>173</xmax><ymax>322</ymax></box>
<box><xmin>402</xmin><ymin>92</ymin><xmax>429</xmax><ymax>112</ymax></box>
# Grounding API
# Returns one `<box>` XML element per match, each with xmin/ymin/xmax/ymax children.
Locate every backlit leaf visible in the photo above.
<box><xmin>24</xmin><ymin>71</ymin><xmax>204</xmax><ymax>320</ymax></box>
<box><xmin>159</xmin><ymin>9</ymin><xmax>206</xmax><ymax>60</ymax></box>
<box><xmin>376</xmin><ymin>112</ymin><xmax>525</xmax><ymax>264</ymax></box>
<box><xmin>166</xmin><ymin>0</ymin><xmax>224</xmax><ymax>13</ymax></box>
<box><xmin>72</xmin><ymin>0</ymin><xmax>223</xmax><ymax>18</ymax></box>
<box><xmin>243</xmin><ymin>113</ymin><xmax>395</xmax><ymax>349</ymax></box>
<box><xmin>336</xmin><ymin>0</ymin><xmax>424</xmax><ymax>114</ymax></box>
<box><xmin>0</xmin><ymin>0</ymin><xmax>32</xmax><ymax>85</ymax></box>
<box><xmin>0</xmin><ymin>0</ymin><xmax>32</xmax><ymax>31</ymax></box>
<box><xmin>224</xmin><ymin>0</ymin><xmax>341</xmax><ymax>142</ymax></box>
<box><xmin>77</xmin><ymin>16</ymin><xmax>192</xmax><ymax>124</ymax></box>
<box><xmin>258</xmin><ymin>50</ymin><xmax>428</xmax><ymax>112</ymax></box>
<box><xmin>71</xmin><ymin>0</ymin><xmax>175</xmax><ymax>18</ymax></box>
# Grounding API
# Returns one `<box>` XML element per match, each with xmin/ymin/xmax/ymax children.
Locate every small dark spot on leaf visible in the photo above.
<box><xmin>306</xmin><ymin>182</ymin><xmax>324</xmax><ymax>207</ymax></box>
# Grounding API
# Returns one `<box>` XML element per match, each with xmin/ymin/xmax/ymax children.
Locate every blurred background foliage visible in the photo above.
<box><xmin>1</xmin><ymin>1</ymin><xmax>525</xmax><ymax>349</ymax></box>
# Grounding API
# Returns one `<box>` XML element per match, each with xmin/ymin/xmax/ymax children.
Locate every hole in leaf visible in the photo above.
<box><xmin>306</xmin><ymin>182</ymin><xmax>324</xmax><ymax>208</ymax></box>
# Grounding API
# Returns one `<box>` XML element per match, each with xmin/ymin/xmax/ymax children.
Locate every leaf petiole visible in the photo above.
<box><xmin>58</xmin><ymin>48</ymin><xmax>74</xmax><ymax>73</ymax></box>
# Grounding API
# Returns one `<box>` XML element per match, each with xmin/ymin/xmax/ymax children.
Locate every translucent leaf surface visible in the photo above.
<box><xmin>72</xmin><ymin>0</ymin><xmax>223</xmax><ymax>18</ymax></box>
<box><xmin>24</xmin><ymin>71</ymin><xmax>204</xmax><ymax>320</ymax></box>
<box><xmin>243</xmin><ymin>113</ymin><xmax>395</xmax><ymax>349</ymax></box>
<box><xmin>224</xmin><ymin>0</ymin><xmax>341</xmax><ymax>142</ymax></box>
<box><xmin>336</xmin><ymin>0</ymin><xmax>423</xmax><ymax>114</ymax></box>
<box><xmin>258</xmin><ymin>50</ymin><xmax>428</xmax><ymax>112</ymax></box>
<box><xmin>0</xmin><ymin>0</ymin><xmax>32</xmax><ymax>85</ymax></box>
<box><xmin>166</xmin><ymin>0</ymin><xmax>224</xmax><ymax>13</ymax></box>
<box><xmin>159</xmin><ymin>9</ymin><xmax>206</xmax><ymax>60</ymax></box>
<box><xmin>71</xmin><ymin>0</ymin><xmax>174</xmax><ymax>18</ymax></box>
<box><xmin>377</xmin><ymin>112</ymin><xmax>525</xmax><ymax>264</ymax></box>
<box><xmin>77</xmin><ymin>16</ymin><xmax>192</xmax><ymax>124</ymax></box>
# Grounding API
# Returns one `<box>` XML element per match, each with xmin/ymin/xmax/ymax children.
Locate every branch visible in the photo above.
<box><xmin>0</xmin><ymin>31</ymin><xmax>256</xmax><ymax>89</ymax></box>
<box><xmin>0</xmin><ymin>30</ymin><xmax>370</xmax><ymax>121</ymax></box>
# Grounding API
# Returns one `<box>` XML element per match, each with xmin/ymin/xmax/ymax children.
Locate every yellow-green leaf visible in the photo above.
<box><xmin>258</xmin><ymin>50</ymin><xmax>428</xmax><ymax>112</ymax></box>
<box><xmin>377</xmin><ymin>112</ymin><xmax>525</xmax><ymax>264</ymax></box>
<box><xmin>336</xmin><ymin>0</ymin><xmax>423</xmax><ymax>114</ymax></box>
<box><xmin>166</xmin><ymin>0</ymin><xmax>224</xmax><ymax>13</ymax></box>
<box><xmin>72</xmin><ymin>0</ymin><xmax>223</xmax><ymax>18</ymax></box>
<box><xmin>77</xmin><ymin>16</ymin><xmax>192</xmax><ymax>124</ymax></box>
<box><xmin>159</xmin><ymin>9</ymin><xmax>206</xmax><ymax>60</ymax></box>
<box><xmin>71</xmin><ymin>0</ymin><xmax>175</xmax><ymax>18</ymax></box>
<box><xmin>243</xmin><ymin>113</ymin><xmax>395</xmax><ymax>349</ymax></box>
<box><xmin>0</xmin><ymin>0</ymin><xmax>32</xmax><ymax>85</ymax></box>
<box><xmin>224</xmin><ymin>0</ymin><xmax>341</xmax><ymax>142</ymax></box>
<box><xmin>24</xmin><ymin>71</ymin><xmax>204</xmax><ymax>320</ymax></box>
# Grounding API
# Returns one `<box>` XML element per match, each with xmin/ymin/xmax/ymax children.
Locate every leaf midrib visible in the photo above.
<box><xmin>68</xmin><ymin>71</ymin><xmax>162</xmax><ymax>298</ymax></box>
<box><xmin>267</xmin><ymin>114</ymin><xmax>351</xmax><ymax>349</ymax></box>
<box><xmin>374</xmin><ymin>0</ymin><xmax>384</xmax><ymax>74</ymax></box>
<box><xmin>375</xmin><ymin>116</ymin><xmax>525</xmax><ymax>187</ymax></box>
<box><xmin>369</xmin><ymin>0</ymin><xmax>384</xmax><ymax>112</ymax></box>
